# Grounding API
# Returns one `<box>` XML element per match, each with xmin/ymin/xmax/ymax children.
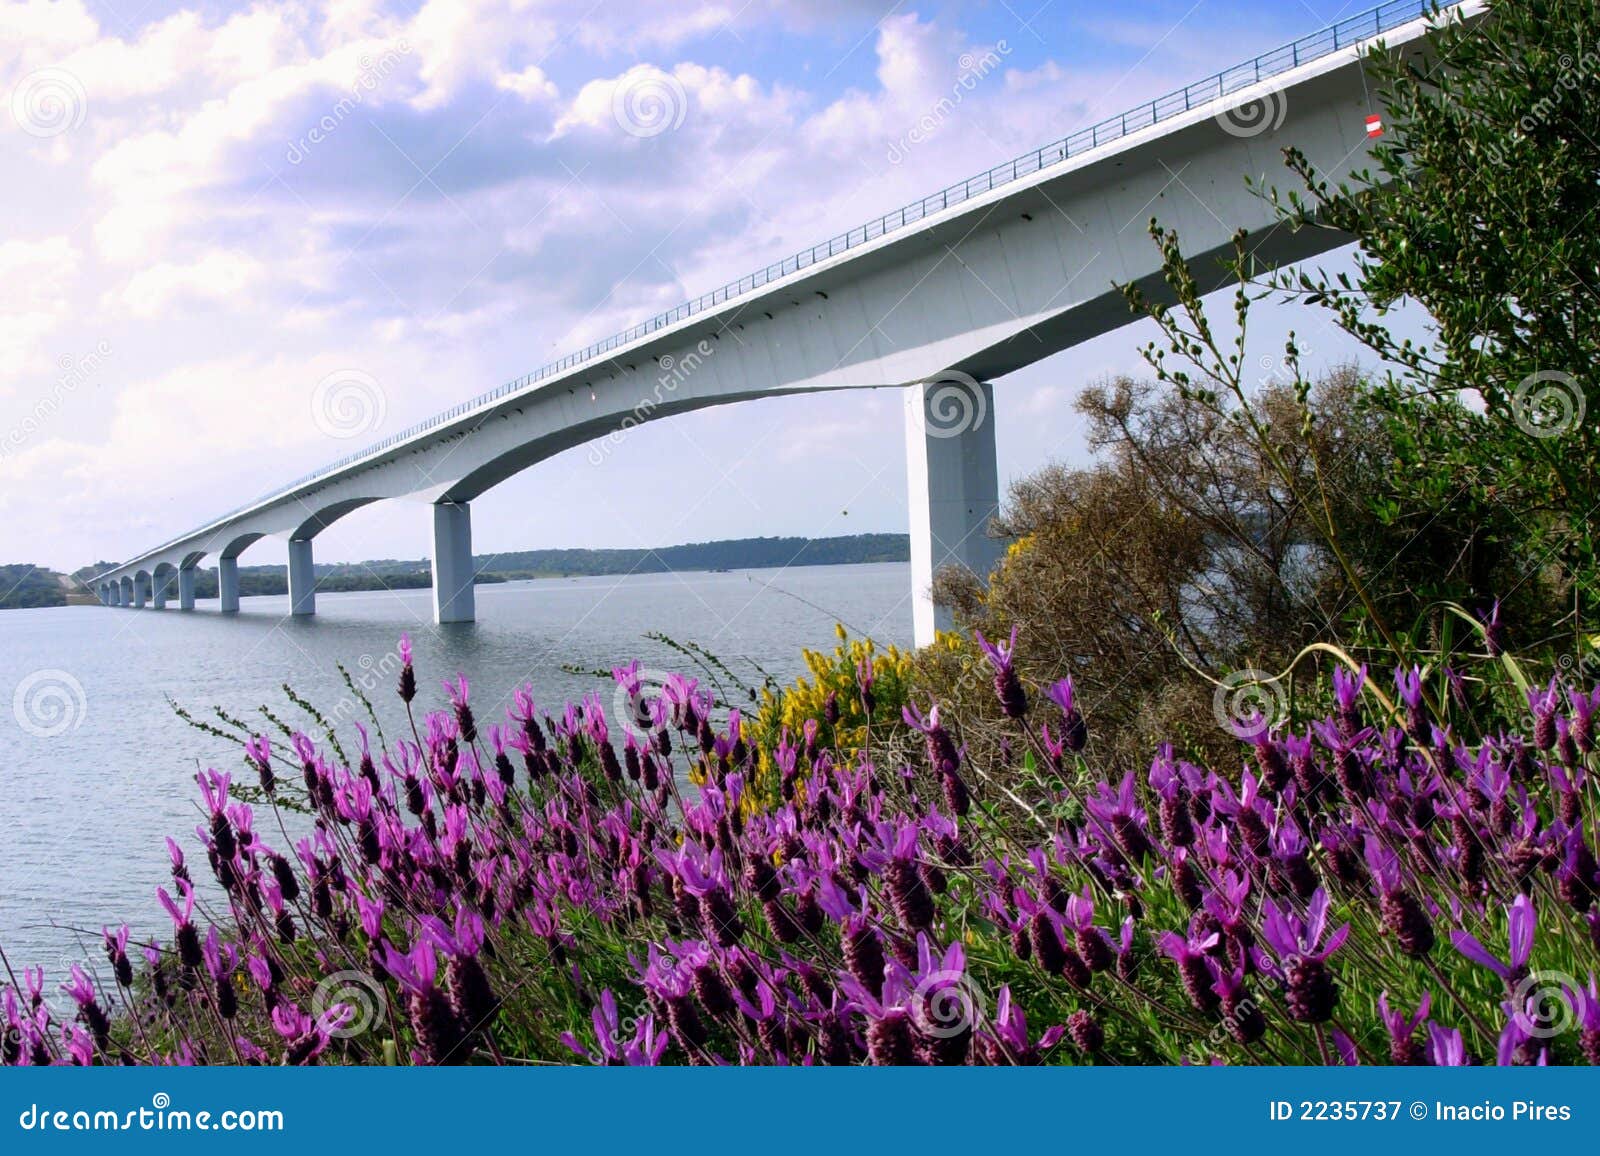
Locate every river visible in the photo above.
<box><xmin>0</xmin><ymin>563</ymin><xmax>911</xmax><ymax>977</ymax></box>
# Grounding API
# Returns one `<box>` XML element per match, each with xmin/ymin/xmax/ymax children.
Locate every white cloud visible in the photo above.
<box><xmin>3</xmin><ymin>0</ymin><xmax>1311</xmax><ymax>569</ymax></box>
<box><xmin>117</xmin><ymin>249</ymin><xmax>264</xmax><ymax>318</ymax></box>
<box><xmin>0</xmin><ymin>236</ymin><xmax>82</xmax><ymax>381</ymax></box>
<box><xmin>495</xmin><ymin>64</ymin><xmax>557</xmax><ymax>102</ymax></box>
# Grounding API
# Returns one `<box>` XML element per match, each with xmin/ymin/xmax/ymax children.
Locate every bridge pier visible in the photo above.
<box><xmin>287</xmin><ymin>539</ymin><xmax>316</xmax><ymax>616</ymax></box>
<box><xmin>432</xmin><ymin>502</ymin><xmax>476</xmax><ymax>624</ymax></box>
<box><xmin>178</xmin><ymin>566</ymin><xmax>196</xmax><ymax>611</ymax></box>
<box><xmin>151</xmin><ymin>570</ymin><xmax>171</xmax><ymax>609</ymax></box>
<box><xmin>120</xmin><ymin>577</ymin><xmax>132</xmax><ymax>606</ymax></box>
<box><xmin>133</xmin><ymin>573</ymin><xmax>150</xmax><ymax>609</ymax></box>
<box><xmin>904</xmin><ymin>377</ymin><xmax>1004</xmax><ymax>648</ymax></box>
<box><xmin>218</xmin><ymin>558</ymin><xmax>240</xmax><ymax>613</ymax></box>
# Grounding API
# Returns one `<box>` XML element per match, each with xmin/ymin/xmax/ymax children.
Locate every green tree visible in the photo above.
<box><xmin>1270</xmin><ymin>0</ymin><xmax>1600</xmax><ymax>636</ymax></box>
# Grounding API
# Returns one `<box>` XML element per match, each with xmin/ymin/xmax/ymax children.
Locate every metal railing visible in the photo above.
<box><xmin>111</xmin><ymin>0</ymin><xmax>1454</xmax><ymax>574</ymax></box>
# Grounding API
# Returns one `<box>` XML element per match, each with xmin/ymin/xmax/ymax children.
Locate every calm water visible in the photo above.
<box><xmin>0</xmin><ymin>563</ymin><xmax>909</xmax><ymax>976</ymax></box>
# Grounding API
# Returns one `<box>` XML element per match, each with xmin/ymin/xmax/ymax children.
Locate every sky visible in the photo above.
<box><xmin>0</xmin><ymin>0</ymin><xmax>1411</xmax><ymax>574</ymax></box>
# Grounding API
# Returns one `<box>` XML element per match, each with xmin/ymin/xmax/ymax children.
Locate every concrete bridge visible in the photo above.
<box><xmin>91</xmin><ymin>1</ymin><xmax>1475</xmax><ymax>646</ymax></box>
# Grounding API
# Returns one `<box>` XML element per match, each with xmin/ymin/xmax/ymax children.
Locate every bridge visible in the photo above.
<box><xmin>90</xmin><ymin>0</ymin><xmax>1475</xmax><ymax>647</ymax></box>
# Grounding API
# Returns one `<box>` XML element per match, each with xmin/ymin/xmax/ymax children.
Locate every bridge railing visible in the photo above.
<box><xmin>123</xmin><ymin>0</ymin><xmax>1448</xmax><ymax>570</ymax></box>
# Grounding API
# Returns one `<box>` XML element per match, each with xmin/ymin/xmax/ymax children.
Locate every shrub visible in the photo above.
<box><xmin>6</xmin><ymin>625</ymin><xmax>1597</xmax><ymax>1066</ymax></box>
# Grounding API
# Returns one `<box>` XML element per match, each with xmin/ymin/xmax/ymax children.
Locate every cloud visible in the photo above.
<box><xmin>2</xmin><ymin>0</ymin><xmax>1310</xmax><ymax>569</ymax></box>
<box><xmin>117</xmin><ymin>250</ymin><xmax>265</xmax><ymax>318</ymax></box>
<box><xmin>495</xmin><ymin>64</ymin><xmax>558</xmax><ymax>102</ymax></box>
<box><xmin>0</xmin><ymin>236</ymin><xmax>82</xmax><ymax>382</ymax></box>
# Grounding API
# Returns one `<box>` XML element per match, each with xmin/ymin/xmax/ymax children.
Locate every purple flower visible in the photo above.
<box><xmin>1332</xmin><ymin>664</ymin><xmax>1366</xmax><ymax>736</ymax></box>
<box><xmin>397</xmin><ymin>634</ymin><xmax>416</xmax><ymax>702</ymax></box>
<box><xmin>1257</xmin><ymin>889</ymin><xmax>1348</xmax><ymax>1024</ymax></box>
<box><xmin>1394</xmin><ymin>665</ymin><xmax>1427</xmax><ymax>741</ymax></box>
<box><xmin>1260</xmin><ymin>889</ymin><xmax>1350</xmax><ymax>962</ymax></box>
<box><xmin>1044</xmin><ymin>677</ymin><xmax>1087</xmax><ymax>751</ymax></box>
<box><xmin>157</xmin><ymin>878</ymin><xmax>202</xmax><ymax>970</ymax></box>
<box><xmin>103</xmin><ymin>924</ymin><xmax>133</xmax><ymax>988</ymax></box>
<box><xmin>1527</xmin><ymin>678</ymin><xmax>1561</xmax><ymax>751</ymax></box>
<box><xmin>1567</xmin><ymin>687</ymin><xmax>1598</xmax><ymax>753</ymax></box>
<box><xmin>974</xmin><ymin>626</ymin><xmax>1027</xmax><ymax>719</ymax></box>
<box><xmin>244</xmin><ymin>734</ymin><xmax>274</xmax><ymax>794</ymax></box>
<box><xmin>61</xmin><ymin>964</ymin><xmax>110</xmax><ymax>1051</ymax></box>
<box><xmin>1158</xmin><ymin>924</ymin><xmax>1221</xmax><ymax>1012</ymax></box>
<box><xmin>384</xmin><ymin>940</ymin><xmax>466</xmax><ymax>1065</ymax></box>
<box><xmin>1426</xmin><ymin>1021</ymin><xmax>1470</xmax><ymax>1066</ymax></box>
<box><xmin>1364</xmin><ymin>838</ymin><xmax>1434</xmax><ymax>957</ymax></box>
<box><xmin>1378</xmin><ymin>991</ymin><xmax>1430</xmax><ymax>1064</ymax></box>
<box><xmin>856</xmin><ymin>656</ymin><xmax>877</xmax><ymax>715</ymax></box>
<box><xmin>1450</xmin><ymin>893</ymin><xmax>1535</xmax><ymax>987</ymax></box>
<box><xmin>983</xmin><ymin>985</ymin><xmax>1065</xmax><ymax>1065</ymax></box>
<box><xmin>560</xmin><ymin>989</ymin><xmax>668</xmax><ymax>1066</ymax></box>
<box><xmin>1085</xmin><ymin>770</ymin><xmax>1153</xmax><ymax>862</ymax></box>
<box><xmin>1497</xmin><ymin>1012</ymin><xmax>1548</xmax><ymax>1067</ymax></box>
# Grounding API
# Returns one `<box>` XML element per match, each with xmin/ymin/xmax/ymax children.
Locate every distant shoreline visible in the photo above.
<box><xmin>15</xmin><ymin>534</ymin><xmax>911</xmax><ymax>609</ymax></box>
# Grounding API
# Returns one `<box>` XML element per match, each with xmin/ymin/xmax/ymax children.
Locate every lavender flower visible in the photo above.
<box><xmin>974</xmin><ymin>626</ymin><xmax>1028</xmax><ymax>719</ymax></box>
<box><xmin>1044</xmin><ymin>677</ymin><xmax>1087</xmax><ymax>751</ymax></box>
<box><xmin>397</xmin><ymin>633</ymin><xmax>416</xmax><ymax>703</ymax></box>
<box><xmin>1377</xmin><ymin>991</ymin><xmax>1429</xmax><ymax>1064</ymax></box>
<box><xmin>1451</xmin><ymin>893</ymin><xmax>1536</xmax><ymax>992</ymax></box>
<box><xmin>1257</xmin><ymin>890</ymin><xmax>1348</xmax><ymax>1024</ymax></box>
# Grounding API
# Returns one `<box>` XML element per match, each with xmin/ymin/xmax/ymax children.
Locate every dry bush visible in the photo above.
<box><xmin>919</xmin><ymin>370</ymin><xmax>1390</xmax><ymax>773</ymax></box>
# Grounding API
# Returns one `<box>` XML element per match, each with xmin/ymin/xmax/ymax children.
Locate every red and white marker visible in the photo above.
<box><xmin>1365</xmin><ymin>113</ymin><xmax>1384</xmax><ymax>138</ymax></box>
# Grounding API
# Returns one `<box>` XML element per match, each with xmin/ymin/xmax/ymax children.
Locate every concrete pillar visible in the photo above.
<box><xmin>151</xmin><ymin>570</ymin><xmax>171</xmax><ymax>609</ymax></box>
<box><xmin>178</xmin><ymin>566</ymin><xmax>196</xmax><ymax>611</ymax></box>
<box><xmin>904</xmin><ymin>375</ymin><xmax>1004</xmax><ymax>647</ymax></box>
<box><xmin>133</xmin><ymin>574</ymin><xmax>150</xmax><ymax>609</ymax></box>
<box><xmin>287</xmin><ymin>539</ymin><xmax>316</xmax><ymax>616</ymax></box>
<box><xmin>432</xmin><ymin>501</ymin><xmax>476</xmax><ymax>624</ymax></box>
<box><xmin>110</xmin><ymin>585</ymin><xmax>120</xmax><ymax>607</ymax></box>
<box><xmin>218</xmin><ymin>558</ymin><xmax>240</xmax><ymax>613</ymax></box>
<box><xmin>120</xmin><ymin>578</ymin><xmax>132</xmax><ymax>606</ymax></box>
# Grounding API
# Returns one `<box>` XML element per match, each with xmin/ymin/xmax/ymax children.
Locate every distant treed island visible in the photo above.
<box><xmin>4</xmin><ymin>534</ymin><xmax>911</xmax><ymax>608</ymax></box>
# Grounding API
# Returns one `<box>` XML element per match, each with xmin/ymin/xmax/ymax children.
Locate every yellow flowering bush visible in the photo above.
<box><xmin>746</xmin><ymin>625</ymin><xmax>914</xmax><ymax>805</ymax></box>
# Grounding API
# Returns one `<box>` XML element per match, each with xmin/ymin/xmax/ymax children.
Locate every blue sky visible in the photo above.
<box><xmin>0</xmin><ymin>0</ymin><xmax>1414</xmax><ymax>572</ymax></box>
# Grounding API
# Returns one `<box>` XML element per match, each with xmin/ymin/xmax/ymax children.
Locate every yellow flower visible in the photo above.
<box><xmin>745</xmin><ymin>626</ymin><xmax>913</xmax><ymax>807</ymax></box>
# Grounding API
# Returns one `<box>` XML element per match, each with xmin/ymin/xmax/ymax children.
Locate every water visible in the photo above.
<box><xmin>0</xmin><ymin>563</ymin><xmax>910</xmax><ymax>978</ymax></box>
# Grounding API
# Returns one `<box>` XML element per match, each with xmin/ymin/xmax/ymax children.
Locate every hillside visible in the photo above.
<box><xmin>54</xmin><ymin>533</ymin><xmax>910</xmax><ymax>603</ymax></box>
<box><xmin>0</xmin><ymin>565</ymin><xmax>98</xmax><ymax>609</ymax></box>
